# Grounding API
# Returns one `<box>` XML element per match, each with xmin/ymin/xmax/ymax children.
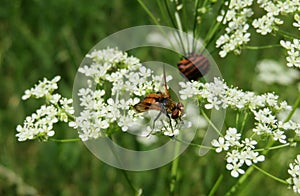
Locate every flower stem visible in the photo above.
<box><xmin>254</xmin><ymin>143</ymin><xmax>290</xmax><ymax>152</ymax></box>
<box><xmin>107</xmin><ymin>136</ymin><xmax>140</xmax><ymax>195</ymax></box>
<box><xmin>173</xmin><ymin>136</ymin><xmax>214</xmax><ymax>150</ymax></box>
<box><xmin>225</xmin><ymin>166</ymin><xmax>254</xmax><ymax>195</ymax></box>
<box><xmin>170</xmin><ymin>138</ymin><xmax>181</xmax><ymax>195</ymax></box>
<box><xmin>276</xmin><ymin>28</ymin><xmax>300</xmax><ymax>40</ymax></box>
<box><xmin>240</xmin><ymin>112</ymin><xmax>248</xmax><ymax>135</ymax></box>
<box><xmin>285</xmin><ymin>93</ymin><xmax>300</xmax><ymax>122</ymax></box>
<box><xmin>202</xmin><ymin>0</ymin><xmax>226</xmax><ymax>50</ymax></box>
<box><xmin>119</xmin><ymin>169</ymin><xmax>141</xmax><ymax>196</ymax></box>
<box><xmin>49</xmin><ymin>138</ymin><xmax>81</xmax><ymax>143</ymax></box>
<box><xmin>235</xmin><ymin>112</ymin><xmax>240</xmax><ymax>130</ymax></box>
<box><xmin>243</xmin><ymin>44</ymin><xmax>281</xmax><ymax>50</ymax></box>
<box><xmin>137</xmin><ymin>0</ymin><xmax>160</xmax><ymax>26</ymax></box>
<box><xmin>252</xmin><ymin>164</ymin><xmax>288</xmax><ymax>185</ymax></box>
<box><xmin>201</xmin><ymin>109</ymin><xmax>223</xmax><ymax>137</ymax></box>
<box><xmin>208</xmin><ymin>174</ymin><xmax>224</xmax><ymax>196</ymax></box>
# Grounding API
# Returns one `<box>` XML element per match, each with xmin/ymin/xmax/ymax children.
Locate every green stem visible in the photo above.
<box><xmin>225</xmin><ymin>166</ymin><xmax>254</xmax><ymax>195</ymax></box>
<box><xmin>240</xmin><ymin>112</ymin><xmax>248</xmax><ymax>135</ymax></box>
<box><xmin>173</xmin><ymin>137</ymin><xmax>214</xmax><ymax>150</ymax></box>
<box><xmin>107</xmin><ymin>136</ymin><xmax>140</xmax><ymax>195</ymax></box>
<box><xmin>285</xmin><ymin>93</ymin><xmax>300</xmax><ymax>122</ymax></box>
<box><xmin>254</xmin><ymin>143</ymin><xmax>290</xmax><ymax>152</ymax></box>
<box><xmin>252</xmin><ymin>164</ymin><xmax>288</xmax><ymax>185</ymax></box>
<box><xmin>49</xmin><ymin>138</ymin><xmax>81</xmax><ymax>143</ymax></box>
<box><xmin>137</xmin><ymin>0</ymin><xmax>160</xmax><ymax>25</ymax></box>
<box><xmin>157</xmin><ymin>0</ymin><xmax>170</xmax><ymax>25</ymax></box>
<box><xmin>276</xmin><ymin>28</ymin><xmax>300</xmax><ymax>40</ymax></box>
<box><xmin>191</xmin><ymin>0</ymin><xmax>200</xmax><ymax>52</ymax></box>
<box><xmin>170</xmin><ymin>138</ymin><xmax>181</xmax><ymax>195</ymax></box>
<box><xmin>119</xmin><ymin>169</ymin><xmax>141</xmax><ymax>196</ymax></box>
<box><xmin>51</xmin><ymin>101</ymin><xmax>75</xmax><ymax>121</ymax></box>
<box><xmin>235</xmin><ymin>112</ymin><xmax>240</xmax><ymax>130</ymax></box>
<box><xmin>243</xmin><ymin>44</ymin><xmax>281</xmax><ymax>50</ymax></box>
<box><xmin>202</xmin><ymin>0</ymin><xmax>227</xmax><ymax>51</ymax></box>
<box><xmin>201</xmin><ymin>109</ymin><xmax>223</xmax><ymax>137</ymax></box>
<box><xmin>138</xmin><ymin>0</ymin><xmax>182</xmax><ymax>54</ymax></box>
<box><xmin>208</xmin><ymin>174</ymin><xmax>224</xmax><ymax>196</ymax></box>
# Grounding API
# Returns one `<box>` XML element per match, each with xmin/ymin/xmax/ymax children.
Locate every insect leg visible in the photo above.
<box><xmin>146</xmin><ymin>107</ymin><xmax>164</xmax><ymax>137</ymax></box>
<box><xmin>152</xmin><ymin>110</ymin><xmax>163</xmax><ymax>130</ymax></box>
<box><xmin>166</xmin><ymin>113</ymin><xmax>174</xmax><ymax>134</ymax></box>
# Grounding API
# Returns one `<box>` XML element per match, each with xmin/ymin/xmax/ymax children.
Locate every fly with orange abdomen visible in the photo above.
<box><xmin>133</xmin><ymin>65</ymin><xmax>184</xmax><ymax>135</ymax></box>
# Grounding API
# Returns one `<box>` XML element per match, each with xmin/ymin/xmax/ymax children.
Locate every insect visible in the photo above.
<box><xmin>133</xmin><ymin>65</ymin><xmax>184</xmax><ymax>135</ymax></box>
<box><xmin>177</xmin><ymin>53</ymin><xmax>210</xmax><ymax>81</ymax></box>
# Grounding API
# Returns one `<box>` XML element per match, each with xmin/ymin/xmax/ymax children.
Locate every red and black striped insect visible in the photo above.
<box><xmin>158</xmin><ymin>1</ymin><xmax>211</xmax><ymax>80</ymax></box>
<box><xmin>177</xmin><ymin>53</ymin><xmax>210</xmax><ymax>81</ymax></box>
<box><xmin>133</xmin><ymin>65</ymin><xmax>184</xmax><ymax>134</ymax></box>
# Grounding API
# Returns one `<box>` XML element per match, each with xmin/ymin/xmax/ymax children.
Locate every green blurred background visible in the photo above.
<box><xmin>0</xmin><ymin>0</ymin><xmax>299</xmax><ymax>195</ymax></box>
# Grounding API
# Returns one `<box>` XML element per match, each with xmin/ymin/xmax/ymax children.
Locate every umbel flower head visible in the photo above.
<box><xmin>16</xmin><ymin>76</ymin><xmax>74</xmax><ymax>141</ymax></box>
<box><xmin>71</xmin><ymin>48</ymin><xmax>189</xmax><ymax>141</ymax></box>
<box><xmin>16</xmin><ymin>48</ymin><xmax>192</xmax><ymax>142</ymax></box>
<box><xmin>179</xmin><ymin>77</ymin><xmax>300</xmax><ymax>178</ymax></box>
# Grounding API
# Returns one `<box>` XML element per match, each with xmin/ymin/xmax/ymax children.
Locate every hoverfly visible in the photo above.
<box><xmin>133</xmin><ymin>65</ymin><xmax>184</xmax><ymax>135</ymax></box>
<box><xmin>177</xmin><ymin>53</ymin><xmax>210</xmax><ymax>81</ymax></box>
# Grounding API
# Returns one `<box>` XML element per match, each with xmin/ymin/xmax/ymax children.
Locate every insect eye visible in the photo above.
<box><xmin>177</xmin><ymin>102</ymin><xmax>184</xmax><ymax>110</ymax></box>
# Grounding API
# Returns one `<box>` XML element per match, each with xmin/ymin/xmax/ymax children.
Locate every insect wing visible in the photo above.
<box><xmin>133</xmin><ymin>94</ymin><xmax>163</xmax><ymax>112</ymax></box>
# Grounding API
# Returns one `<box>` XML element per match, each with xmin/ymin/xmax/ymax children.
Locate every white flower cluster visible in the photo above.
<box><xmin>72</xmin><ymin>48</ymin><xmax>181</xmax><ymax>141</ymax></box>
<box><xmin>253</xmin><ymin>1</ymin><xmax>300</xmax><ymax>69</ymax></box>
<box><xmin>16</xmin><ymin>76</ymin><xmax>74</xmax><ymax>141</ymax></box>
<box><xmin>212</xmin><ymin>128</ymin><xmax>265</xmax><ymax>177</ymax></box>
<box><xmin>280</xmin><ymin>39</ymin><xmax>300</xmax><ymax>69</ymax></box>
<box><xmin>256</xmin><ymin>59</ymin><xmax>299</xmax><ymax>85</ymax></box>
<box><xmin>22</xmin><ymin>76</ymin><xmax>61</xmax><ymax>100</ymax></box>
<box><xmin>253</xmin><ymin>0</ymin><xmax>300</xmax><ymax>35</ymax></box>
<box><xmin>252</xmin><ymin>108</ymin><xmax>300</xmax><ymax>144</ymax></box>
<box><xmin>288</xmin><ymin>155</ymin><xmax>300</xmax><ymax>194</ymax></box>
<box><xmin>179</xmin><ymin>77</ymin><xmax>300</xmax><ymax>177</ymax></box>
<box><xmin>179</xmin><ymin>77</ymin><xmax>291</xmax><ymax>112</ymax></box>
<box><xmin>16</xmin><ymin>105</ymin><xmax>58</xmax><ymax>141</ymax></box>
<box><xmin>216</xmin><ymin>0</ymin><xmax>253</xmax><ymax>57</ymax></box>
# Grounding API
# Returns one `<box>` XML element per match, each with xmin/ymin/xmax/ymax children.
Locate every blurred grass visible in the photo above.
<box><xmin>0</xmin><ymin>0</ymin><xmax>299</xmax><ymax>195</ymax></box>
